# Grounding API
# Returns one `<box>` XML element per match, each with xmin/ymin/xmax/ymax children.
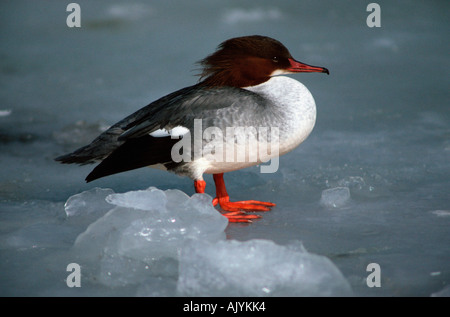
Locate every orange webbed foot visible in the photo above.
<box><xmin>212</xmin><ymin>196</ymin><xmax>275</xmax><ymax>212</ymax></box>
<box><xmin>212</xmin><ymin>196</ymin><xmax>275</xmax><ymax>223</ymax></box>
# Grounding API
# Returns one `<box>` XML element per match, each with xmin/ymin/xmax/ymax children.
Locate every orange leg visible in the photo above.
<box><xmin>212</xmin><ymin>173</ymin><xmax>275</xmax><ymax>212</ymax></box>
<box><xmin>194</xmin><ymin>179</ymin><xmax>206</xmax><ymax>194</ymax></box>
<box><xmin>193</xmin><ymin>177</ymin><xmax>272</xmax><ymax>223</ymax></box>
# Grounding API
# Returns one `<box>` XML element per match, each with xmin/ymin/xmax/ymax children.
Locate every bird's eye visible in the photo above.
<box><xmin>272</xmin><ymin>56</ymin><xmax>279</xmax><ymax>63</ymax></box>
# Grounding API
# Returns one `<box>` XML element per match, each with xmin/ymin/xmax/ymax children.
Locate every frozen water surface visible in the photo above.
<box><xmin>1</xmin><ymin>0</ymin><xmax>449</xmax><ymax>297</ymax></box>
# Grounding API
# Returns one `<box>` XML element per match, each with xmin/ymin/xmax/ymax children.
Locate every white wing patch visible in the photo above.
<box><xmin>149</xmin><ymin>126</ymin><xmax>190</xmax><ymax>138</ymax></box>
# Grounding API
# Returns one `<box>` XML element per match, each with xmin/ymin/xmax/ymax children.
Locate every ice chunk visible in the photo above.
<box><xmin>113</xmin><ymin>191</ymin><xmax>227</xmax><ymax>262</ymax></box>
<box><xmin>177</xmin><ymin>239</ymin><xmax>352</xmax><ymax>297</ymax></box>
<box><xmin>0</xmin><ymin>109</ymin><xmax>12</xmax><ymax>117</ymax></box>
<box><xmin>97</xmin><ymin>255</ymin><xmax>178</xmax><ymax>289</ymax></box>
<box><xmin>98</xmin><ymin>252</ymin><xmax>151</xmax><ymax>288</ymax></box>
<box><xmin>430</xmin><ymin>210</ymin><xmax>450</xmax><ymax>217</ymax></box>
<box><xmin>320</xmin><ymin>187</ymin><xmax>351</xmax><ymax>208</ymax></box>
<box><xmin>96</xmin><ymin>252</ymin><xmax>178</xmax><ymax>288</ymax></box>
<box><xmin>431</xmin><ymin>285</ymin><xmax>450</xmax><ymax>297</ymax></box>
<box><xmin>65</xmin><ymin>187</ymin><xmax>115</xmax><ymax>217</ymax></box>
<box><xmin>72</xmin><ymin>187</ymin><xmax>227</xmax><ymax>287</ymax></box>
<box><xmin>105</xmin><ymin>187</ymin><xmax>167</xmax><ymax>211</ymax></box>
<box><xmin>136</xmin><ymin>277</ymin><xmax>178</xmax><ymax>297</ymax></box>
<box><xmin>338</xmin><ymin>176</ymin><xmax>366</xmax><ymax>190</ymax></box>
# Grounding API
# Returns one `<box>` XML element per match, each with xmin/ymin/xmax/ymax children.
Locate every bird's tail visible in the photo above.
<box><xmin>55</xmin><ymin>127</ymin><xmax>125</xmax><ymax>165</ymax></box>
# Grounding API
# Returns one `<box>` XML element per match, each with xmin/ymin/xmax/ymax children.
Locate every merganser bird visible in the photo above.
<box><xmin>56</xmin><ymin>35</ymin><xmax>329</xmax><ymax>222</ymax></box>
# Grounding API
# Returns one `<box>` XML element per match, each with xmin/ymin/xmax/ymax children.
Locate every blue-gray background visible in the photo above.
<box><xmin>0</xmin><ymin>0</ymin><xmax>449</xmax><ymax>296</ymax></box>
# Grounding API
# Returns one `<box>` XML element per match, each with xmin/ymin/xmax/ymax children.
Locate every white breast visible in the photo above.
<box><xmin>198</xmin><ymin>76</ymin><xmax>316</xmax><ymax>176</ymax></box>
<box><xmin>244</xmin><ymin>76</ymin><xmax>317</xmax><ymax>156</ymax></box>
